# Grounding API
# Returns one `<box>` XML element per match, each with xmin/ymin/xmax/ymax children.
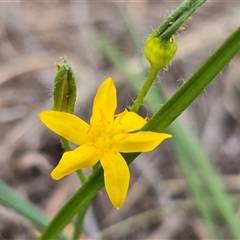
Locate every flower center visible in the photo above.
<box><xmin>88</xmin><ymin>110</ymin><xmax>131</xmax><ymax>150</ymax></box>
<box><xmin>88</xmin><ymin>121</ymin><xmax>114</xmax><ymax>150</ymax></box>
<box><xmin>95</xmin><ymin>133</ymin><xmax>111</xmax><ymax>150</ymax></box>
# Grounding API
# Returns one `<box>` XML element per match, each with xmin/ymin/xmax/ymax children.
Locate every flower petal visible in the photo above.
<box><xmin>113</xmin><ymin>109</ymin><xmax>147</xmax><ymax>134</ymax></box>
<box><xmin>100</xmin><ymin>150</ymin><xmax>130</xmax><ymax>209</ymax></box>
<box><xmin>51</xmin><ymin>143</ymin><xmax>102</xmax><ymax>180</ymax></box>
<box><xmin>90</xmin><ymin>78</ymin><xmax>117</xmax><ymax>127</ymax></box>
<box><xmin>39</xmin><ymin>111</ymin><xmax>90</xmax><ymax>145</ymax></box>
<box><xmin>111</xmin><ymin>132</ymin><xmax>172</xmax><ymax>153</ymax></box>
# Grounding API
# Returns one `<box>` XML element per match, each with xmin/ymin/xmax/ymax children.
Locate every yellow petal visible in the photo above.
<box><xmin>39</xmin><ymin>111</ymin><xmax>90</xmax><ymax>145</ymax></box>
<box><xmin>112</xmin><ymin>132</ymin><xmax>172</xmax><ymax>153</ymax></box>
<box><xmin>100</xmin><ymin>150</ymin><xmax>130</xmax><ymax>209</ymax></box>
<box><xmin>90</xmin><ymin>78</ymin><xmax>116</xmax><ymax>127</ymax></box>
<box><xmin>113</xmin><ymin>109</ymin><xmax>147</xmax><ymax>134</ymax></box>
<box><xmin>51</xmin><ymin>143</ymin><xmax>102</xmax><ymax>180</ymax></box>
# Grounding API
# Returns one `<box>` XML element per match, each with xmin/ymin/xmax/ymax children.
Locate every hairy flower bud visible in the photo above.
<box><xmin>144</xmin><ymin>34</ymin><xmax>178</xmax><ymax>70</ymax></box>
<box><xmin>52</xmin><ymin>58</ymin><xmax>76</xmax><ymax>113</ymax></box>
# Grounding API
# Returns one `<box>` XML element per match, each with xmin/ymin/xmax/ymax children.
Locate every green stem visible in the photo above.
<box><xmin>156</xmin><ymin>0</ymin><xmax>206</xmax><ymax>41</ymax></box>
<box><xmin>60</xmin><ymin>137</ymin><xmax>72</xmax><ymax>151</ymax></box>
<box><xmin>60</xmin><ymin>137</ymin><xmax>87</xmax><ymax>183</ymax></box>
<box><xmin>60</xmin><ymin>136</ymin><xmax>88</xmax><ymax>239</ymax></box>
<box><xmin>130</xmin><ymin>66</ymin><xmax>158</xmax><ymax>112</ymax></box>
<box><xmin>72</xmin><ymin>172</ymin><xmax>88</xmax><ymax>240</ymax></box>
<box><xmin>76</xmin><ymin>170</ymin><xmax>87</xmax><ymax>183</ymax></box>
<box><xmin>72</xmin><ymin>203</ymin><xmax>89</xmax><ymax>240</ymax></box>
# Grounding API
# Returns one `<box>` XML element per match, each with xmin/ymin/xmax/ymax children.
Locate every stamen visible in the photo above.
<box><xmin>112</xmin><ymin>109</ymin><xmax>128</xmax><ymax>131</ymax></box>
<box><xmin>99</xmin><ymin>108</ymin><xmax>111</xmax><ymax>124</ymax></box>
<box><xmin>87</xmin><ymin>142</ymin><xmax>100</xmax><ymax>150</ymax></box>
<box><xmin>114</xmin><ymin>133</ymin><xmax>129</xmax><ymax>144</ymax></box>
<box><xmin>87</xmin><ymin>124</ymin><xmax>98</xmax><ymax>137</ymax></box>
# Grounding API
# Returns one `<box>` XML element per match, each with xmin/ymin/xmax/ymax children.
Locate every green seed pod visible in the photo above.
<box><xmin>144</xmin><ymin>34</ymin><xmax>178</xmax><ymax>70</ymax></box>
<box><xmin>51</xmin><ymin>57</ymin><xmax>77</xmax><ymax>114</ymax></box>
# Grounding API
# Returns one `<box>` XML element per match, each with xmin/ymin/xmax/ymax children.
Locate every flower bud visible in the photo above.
<box><xmin>52</xmin><ymin>58</ymin><xmax>76</xmax><ymax>113</ymax></box>
<box><xmin>144</xmin><ymin>34</ymin><xmax>178</xmax><ymax>70</ymax></box>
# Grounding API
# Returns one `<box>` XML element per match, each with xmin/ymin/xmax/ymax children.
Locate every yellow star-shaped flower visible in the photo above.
<box><xmin>39</xmin><ymin>78</ymin><xmax>171</xmax><ymax>209</ymax></box>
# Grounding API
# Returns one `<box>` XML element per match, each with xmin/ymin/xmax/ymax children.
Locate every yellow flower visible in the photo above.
<box><xmin>39</xmin><ymin>78</ymin><xmax>171</xmax><ymax>209</ymax></box>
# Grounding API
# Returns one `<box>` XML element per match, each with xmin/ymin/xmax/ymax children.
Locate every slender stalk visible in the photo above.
<box><xmin>72</xmin><ymin>203</ymin><xmax>89</xmax><ymax>240</ymax></box>
<box><xmin>130</xmin><ymin>66</ymin><xmax>158</xmax><ymax>112</ymax></box>
<box><xmin>157</xmin><ymin>0</ymin><xmax>206</xmax><ymax>41</ymax></box>
<box><xmin>60</xmin><ymin>136</ymin><xmax>88</xmax><ymax>239</ymax></box>
<box><xmin>71</xmin><ymin>167</ymin><xmax>88</xmax><ymax>240</ymax></box>
<box><xmin>60</xmin><ymin>137</ymin><xmax>87</xmax><ymax>183</ymax></box>
<box><xmin>76</xmin><ymin>170</ymin><xmax>87</xmax><ymax>183</ymax></box>
<box><xmin>60</xmin><ymin>137</ymin><xmax>72</xmax><ymax>151</ymax></box>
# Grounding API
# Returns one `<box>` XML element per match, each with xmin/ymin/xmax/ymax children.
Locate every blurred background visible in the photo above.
<box><xmin>0</xmin><ymin>1</ymin><xmax>240</xmax><ymax>239</ymax></box>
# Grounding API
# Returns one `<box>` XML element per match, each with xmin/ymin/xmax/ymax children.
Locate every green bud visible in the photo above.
<box><xmin>144</xmin><ymin>34</ymin><xmax>178</xmax><ymax>70</ymax></box>
<box><xmin>51</xmin><ymin>57</ymin><xmax>77</xmax><ymax>113</ymax></box>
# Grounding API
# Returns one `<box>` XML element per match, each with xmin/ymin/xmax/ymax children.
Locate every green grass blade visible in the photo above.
<box><xmin>172</xmin><ymin>124</ymin><xmax>240</xmax><ymax>238</ymax></box>
<box><xmin>0</xmin><ymin>180</ymin><xmax>69</xmax><ymax>240</ymax></box>
<box><xmin>0</xmin><ymin>180</ymin><xmax>49</xmax><ymax>230</ymax></box>
<box><xmin>171</xmin><ymin>134</ymin><xmax>220</xmax><ymax>239</ymax></box>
